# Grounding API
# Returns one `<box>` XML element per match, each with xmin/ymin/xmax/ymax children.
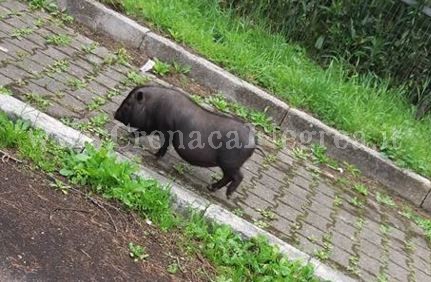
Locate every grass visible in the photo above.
<box><xmin>108</xmin><ymin>0</ymin><xmax>431</xmax><ymax>180</ymax></box>
<box><xmin>0</xmin><ymin>111</ymin><xmax>319</xmax><ymax>281</ymax></box>
<box><xmin>152</xmin><ymin>58</ymin><xmax>171</xmax><ymax>76</ymax></box>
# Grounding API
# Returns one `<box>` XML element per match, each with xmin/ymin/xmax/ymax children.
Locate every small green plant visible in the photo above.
<box><xmin>333</xmin><ymin>195</ymin><xmax>343</xmax><ymax>207</ymax></box>
<box><xmin>257</xmin><ymin>208</ymin><xmax>276</xmax><ymax>220</ymax></box>
<box><xmin>49</xmin><ymin>11</ymin><xmax>74</xmax><ymax>25</ymax></box>
<box><xmin>173</xmin><ymin>163</ymin><xmax>192</xmax><ymax>175</ymax></box>
<box><xmin>11</xmin><ymin>28</ymin><xmax>33</xmax><ymax>40</ymax></box>
<box><xmin>106</xmin><ymin>89</ymin><xmax>121</xmax><ymax>100</ymax></box>
<box><xmin>167</xmin><ymin>263</ymin><xmax>179</xmax><ymax>274</ymax></box>
<box><xmin>293</xmin><ymin>147</ymin><xmax>309</xmax><ymax>161</ymax></box>
<box><xmin>49</xmin><ymin>178</ymin><xmax>71</xmax><ymax>194</ymax></box>
<box><xmin>23</xmin><ymin>93</ymin><xmax>51</xmax><ymax>110</ymax></box>
<box><xmin>353</xmin><ymin>184</ymin><xmax>368</xmax><ymax>196</ymax></box>
<box><xmin>77</xmin><ymin>113</ymin><xmax>109</xmax><ymax>138</ymax></box>
<box><xmin>172</xmin><ymin>61</ymin><xmax>191</xmax><ymax>74</ymax></box>
<box><xmin>311</xmin><ymin>144</ymin><xmax>329</xmax><ymax>164</ymax></box>
<box><xmin>376</xmin><ymin>192</ymin><xmax>396</xmax><ymax>207</ymax></box>
<box><xmin>207</xmin><ymin>95</ymin><xmax>229</xmax><ymax>112</ymax></box>
<box><xmin>233</xmin><ymin>208</ymin><xmax>244</xmax><ymax>217</ymax></box>
<box><xmin>380</xmin><ymin>224</ymin><xmax>390</xmax><ymax>235</ymax></box>
<box><xmin>314</xmin><ymin>249</ymin><xmax>330</xmax><ymax>261</ymax></box>
<box><xmin>45</xmin><ymin>34</ymin><xmax>72</xmax><ymax>46</ymax></box>
<box><xmin>34</xmin><ymin>18</ymin><xmax>46</xmax><ymax>27</ymax></box>
<box><xmin>115</xmin><ymin>48</ymin><xmax>131</xmax><ymax>65</ymax></box>
<box><xmin>153</xmin><ymin>58</ymin><xmax>171</xmax><ymax>76</ymax></box>
<box><xmin>344</xmin><ymin>162</ymin><xmax>361</xmax><ymax>177</ymax></box>
<box><xmin>377</xmin><ymin>272</ymin><xmax>388</xmax><ymax>282</ymax></box>
<box><xmin>67</xmin><ymin>78</ymin><xmax>87</xmax><ymax>90</ymax></box>
<box><xmin>46</xmin><ymin>59</ymin><xmax>70</xmax><ymax>74</ymax></box>
<box><xmin>347</xmin><ymin>256</ymin><xmax>360</xmax><ymax>276</ymax></box>
<box><xmin>81</xmin><ymin>42</ymin><xmax>99</xmax><ymax>54</ymax></box>
<box><xmin>405</xmin><ymin>240</ymin><xmax>415</xmax><ymax>252</ymax></box>
<box><xmin>128</xmin><ymin>242</ymin><xmax>149</xmax><ymax>262</ymax></box>
<box><xmin>400</xmin><ymin>207</ymin><xmax>431</xmax><ymax>241</ymax></box>
<box><xmin>122</xmin><ymin>71</ymin><xmax>150</xmax><ymax>87</ymax></box>
<box><xmin>354</xmin><ymin>218</ymin><xmax>365</xmax><ymax>230</ymax></box>
<box><xmin>28</xmin><ymin>0</ymin><xmax>58</xmax><ymax>12</ymax></box>
<box><xmin>262</xmin><ymin>153</ymin><xmax>277</xmax><ymax>167</ymax></box>
<box><xmin>274</xmin><ymin>136</ymin><xmax>285</xmax><ymax>150</ymax></box>
<box><xmin>253</xmin><ymin>219</ymin><xmax>269</xmax><ymax>229</ymax></box>
<box><xmin>103</xmin><ymin>48</ymin><xmax>131</xmax><ymax>66</ymax></box>
<box><xmin>87</xmin><ymin>96</ymin><xmax>107</xmax><ymax>111</ymax></box>
<box><xmin>0</xmin><ymin>86</ymin><xmax>12</xmax><ymax>96</ymax></box>
<box><xmin>349</xmin><ymin>197</ymin><xmax>364</xmax><ymax>208</ymax></box>
<box><xmin>190</xmin><ymin>94</ymin><xmax>204</xmax><ymax>105</ymax></box>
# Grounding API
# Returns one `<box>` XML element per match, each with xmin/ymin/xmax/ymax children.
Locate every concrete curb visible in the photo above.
<box><xmin>0</xmin><ymin>94</ymin><xmax>356</xmax><ymax>282</ymax></box>
<box><xmin>55</xmin><ymin>0</ymin><xmax>431</xmax><ymax>211</ymax></box>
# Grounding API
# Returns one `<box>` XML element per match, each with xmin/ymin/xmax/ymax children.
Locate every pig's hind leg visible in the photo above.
<box><xmin>154</xmin><ymin>131</ymin><xmax>170</xmax><ymax>159</ymax></box>
<box><xmin>207</xmin><ymin>173</ymin><xmax>232</xmax><ymax>192</ymax></box>
<box><xmin>225</xmin><ymin>169</ymin><xmax>243</xmax><ymax>199</ymax></box>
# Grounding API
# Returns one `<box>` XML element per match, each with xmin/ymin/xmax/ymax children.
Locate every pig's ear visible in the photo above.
<box><xmin>136</xmin><ymin>91</ymin><xmax>143</xmax><ymax>102</ymax></box>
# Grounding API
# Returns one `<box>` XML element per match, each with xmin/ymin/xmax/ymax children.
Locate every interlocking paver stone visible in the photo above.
<box><xmin>2</xmin><ymin>1</ymin><xmax>431</xmax><ymax>281</ymax></box>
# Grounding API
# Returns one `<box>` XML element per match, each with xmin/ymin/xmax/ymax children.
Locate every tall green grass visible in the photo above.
<box><xmin>111</xmin><ymin>0</ymin><xmax>431</xmax><ymax>179</ymax></box>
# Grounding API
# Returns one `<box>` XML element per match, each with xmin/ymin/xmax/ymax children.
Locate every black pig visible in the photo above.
<box><xmin>114</xmin><ymin>85</ymin><xmax>257</xmax><ymax>198</ymax></box>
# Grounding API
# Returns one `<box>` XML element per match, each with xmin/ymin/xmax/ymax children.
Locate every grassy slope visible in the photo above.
<box><xmin>117</xmin><ymin>0</ymin><xmax>431</xmax><ymax>179</ymax></box>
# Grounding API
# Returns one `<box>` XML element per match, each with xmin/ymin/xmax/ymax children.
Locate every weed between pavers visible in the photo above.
<box><xmin>23</xmin><ymin>92</ymin><xmax>51</xmax><ymax>110</ymax></box>
<box><xmin>103</xmin><ymin>48</ymin><xmax>131</xmax><ymax>66</ymax></box>
<box><xmin>67</xmin><ymin>78</ymin><xmax>87</xmax><ymax>90</ymax></box>
<box><xmin>121</xmin><ymin>71</ymin><xmax>150</xmax><ymax>87</ymax></box>
<box><xmin>81</xmin><ymin>42</ymin><xmax>100</xmax><ymax>54</ymax></box>
<box><xmin>11</xmin><ymin>27</ymin><xmax>34</xmax><ymax>40</ymax></box>
<box><xmin>353</xmin><ymin>184</ymin><xmax>368</xmax><ymax>196</ymax></box>
<box><xmin>87</xmin><ymin>96</ymin><xmax>107</xmax><ymax>111</ymax></box>
<box><xmin>46</xmin><ymin>59</ymin><xmax>70</xmax><ymax>74</ymax></box>
<box><xmin>45</xmin><ymin>34</ymin><xmax>72</xmax><ymax>46</ymax></box>
<box><xmin>376</xmin><ymin>192</ymin><xmax>396</xmax><ymax>207</ymax></box>
<box><xmin>173</xmin><ymin>163</ymin><xmax>192</xmax><ymax>175</ymax></box>
<box><xmin>0</xmin><ymin>112</ymin><xmax>320</xmax><ymax>281</ymax></box>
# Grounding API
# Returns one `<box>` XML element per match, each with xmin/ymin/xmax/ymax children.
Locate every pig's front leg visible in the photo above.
<box><xmin>155</xmin><ymin>131</ymin><xmax>170</xmax><ymax>159</ymax></box>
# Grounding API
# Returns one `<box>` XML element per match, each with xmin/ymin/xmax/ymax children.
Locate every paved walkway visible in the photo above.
<box><xmin>1</xmin><ymin>1</ymin><xmax>431</xmax><ymax>281</ymax></box>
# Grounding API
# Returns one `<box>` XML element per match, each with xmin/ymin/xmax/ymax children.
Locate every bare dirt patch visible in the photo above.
<box><xmin>0</xmin><ymin>153</ymin><xmax>213</xmax><ymax>281</ymax></box>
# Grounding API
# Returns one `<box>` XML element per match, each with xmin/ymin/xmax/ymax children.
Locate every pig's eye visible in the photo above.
<box><xmin>136</xmin><ymin>91</ymin><xmax>143</xmax><ymax>102</ymax></box>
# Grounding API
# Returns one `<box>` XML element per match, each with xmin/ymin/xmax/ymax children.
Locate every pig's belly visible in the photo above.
<box><xmin>174</xmin><ymin>147</ymin><xmax>218</xmax><ymax>167</ymax></box>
